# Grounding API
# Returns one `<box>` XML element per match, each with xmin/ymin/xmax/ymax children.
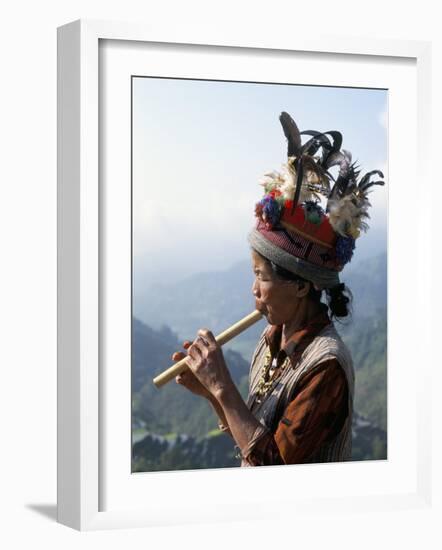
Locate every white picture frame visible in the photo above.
<box><xmin>57</xmin><ymin>19</ymin><xmax>432</xmax><ymax>531</ymax></box>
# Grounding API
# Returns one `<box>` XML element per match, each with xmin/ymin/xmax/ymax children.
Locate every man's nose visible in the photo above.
<box><xmin>252</xmin><ymin>279</ymin><xmax>260</xmax><ymax>297</ymax></box>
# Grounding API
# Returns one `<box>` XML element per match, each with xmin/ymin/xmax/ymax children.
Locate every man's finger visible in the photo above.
<box><xmin>172</xmin><ymin>351</ymin><xmax>185</xmax><ymax>361</ymax></box>
<box><xmin>196</xmin><ymin>336</ymin><xmax>209</xmax><ymax>348</ymax></box>
<box><xmin>198</xmin><ymin>328</ymin><xmax>217</xmax><ymax>346</ymax></box>
<box><xmin>188</xmin><ymin>343</ymin><xmax>203</xmax><ymax>359</ymax></box>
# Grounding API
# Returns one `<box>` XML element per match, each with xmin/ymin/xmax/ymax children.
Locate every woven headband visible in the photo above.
<box><xmin>248</xmin><ymin>226</ymin><xmax>340</xmax><ymax>289</ymax></box>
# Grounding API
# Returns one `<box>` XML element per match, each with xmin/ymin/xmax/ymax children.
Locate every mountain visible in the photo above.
<box><xmin>343</xmin><ymin>252</ymin><xmax>387</xmax><ymax>319</ymax></box>
<box><xmin>133</xmin><ymin>252</ymin><xmax>387</xmax><ymax>359</ymax></box>
<box><xmin>338</xmin><ymin>310</ymin><xmax>387</xmax><ymax>430</ymax></box>
<box><xmin>132</xmin><ymin>413</ymin><xmax>387</xmax><ymax>472</ymax></box>
<box><xmin>132</xmin><ymin>318</ymin><xmax>249</xmax><ymax>438</ymax></box>
<box><xmin>351</xmin><ymin>411</ymin><xmax>387</xmax><ymax>462</ymax></box>
<box><xmin>133</xmin><ymin>259</ymin><xmax>262</xmax><ymax>354</ymax></box>
<box><xmin>132</xmin><ymin>431</ymin><xmax>240</xmax><ymax>472</ymax></box>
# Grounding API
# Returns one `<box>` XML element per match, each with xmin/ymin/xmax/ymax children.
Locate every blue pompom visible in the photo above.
<box><xmin>336</xmin><ymin>236</ymin><xmax>356</xmax><ymax>265</ymax></box>
<box><xmin>259</xmin><ymin>195</ymin><xmax>282</xmax><ymax>227</ymax></box>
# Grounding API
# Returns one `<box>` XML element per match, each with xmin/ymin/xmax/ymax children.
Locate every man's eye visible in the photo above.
<box><xmin>254</xmin><ymin>271</ymin><xmax>271</xmax><ymax>282</ymax></box>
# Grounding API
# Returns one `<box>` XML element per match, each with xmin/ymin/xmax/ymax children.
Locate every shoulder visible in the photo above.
<box><xmin>297</xmin><ymin>324</ymin><xmax>355</xmax><ymax>395</ymax></box>
<box><xmin>303</xmin><ymin>324</ymin><xmax>353</xmax><ymax>367</ymax></box>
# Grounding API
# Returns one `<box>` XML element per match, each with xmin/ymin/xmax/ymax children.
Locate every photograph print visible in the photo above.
<box><xmin>131</xmin><ymin>76</ymin><xmax>388</xmax><ymax>472</ymax></box>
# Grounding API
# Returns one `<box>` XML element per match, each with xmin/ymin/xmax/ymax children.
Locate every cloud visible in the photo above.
<box><xmin>378</xmin><ymin>104</ymin><xmax>388</xmax><ymax>131</ymax></box>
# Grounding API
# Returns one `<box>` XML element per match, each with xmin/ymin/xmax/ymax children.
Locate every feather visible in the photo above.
<box><xmin>327</xmin><ymin>157</ymin><xmax>384</xmax><ymax>239</ymax></box>
<box><xmin>327</xmin><ymin>194</ymin><xmax>366</xmax><ymax>238</ymax></box>
<box><xmin>259</xmin><ymin>158</ymin><xmax>318</xmax><ymax>204</ymax></box>
<box><xmin>360</xmin><ymin>180</ymin><xmax>385</xmax><ymax>193</ymax></box>
<box><xmin>277</xmin><ymin>117</ymin><xmax>338</xmax><ymax>204</ymax></box>
<box><xmin>324</xmin><ymin>151</ymin><xmax>346</xmax><ymax>172</ymax></box>
<box><xmin>300</xmin><ymin>130</ymin><xmax>332</xmax><ymax>157</ymax></box>
<box><xmin>279</xmin><ymin>112</ymin><xmax>302</xmax><ymax>157</ymax></box>
<box><xmin>303</xmin><ymin>158</ymin><xmax>331</xmax><ymax>197</ymax></box>
<box><xmin>267</xmin><ymin>113</ymin><xmax>385</xmax><ymax>237</ymax></box>
<box><xmin>358</xmin><ymin>170</ymin><xmax>385</xmax><ymax>192</ymax></box>
<box><xmin>260</xmin><ymin>170</ymin><xmax>285</xmax><ymax>194</ymax></box>
<box><xmin>327</xmin><ymin>150</ymin><xmax>359</xmax><ymax>207</ymax></box>
<box><xmin>291</xmin><ymin>156</ymin><xmax>304</xmax><ymax>212</ymax></box>
<box><xmin>323</xmin><ymin>131</ymin><xmax>343</xmax><ymax>157</ymax></box>
<box><xmin>338</xmin><ymin>149</ymin><xmax>353</xmax><ymax>177</ymax></box>
<box><xmin>321</xmin><ymin>132</ymin><xmax>343</xmax><ymax>171</ymax></box>
<box><xmin>300</xmin><ymin>130</ymin><xmax>343</xmax><ymax>170</ymax></box>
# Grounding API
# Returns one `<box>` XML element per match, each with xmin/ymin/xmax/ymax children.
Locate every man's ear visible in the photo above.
<box><xmin>296</xmin><ymin>281</ymin><xmax>310</xmax><ymax>298</ymax></box>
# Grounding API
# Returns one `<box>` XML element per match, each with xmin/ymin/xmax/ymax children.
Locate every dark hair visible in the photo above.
<box><xmin>266</xmin><ymin>258</ymin><xmax>352</xmax><ymax>320</ymax></box>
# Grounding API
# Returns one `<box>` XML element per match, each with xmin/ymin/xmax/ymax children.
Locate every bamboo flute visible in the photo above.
<box><xmin>152</xmin><ymin>309</ymin><xmax>263</xmax><ymax>388</ymax></box>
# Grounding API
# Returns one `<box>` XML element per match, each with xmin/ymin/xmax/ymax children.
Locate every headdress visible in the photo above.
<box><xmin>248</xmin><ymin>112</ymin><xmax>385</xmax><ymax>289</ymax></box>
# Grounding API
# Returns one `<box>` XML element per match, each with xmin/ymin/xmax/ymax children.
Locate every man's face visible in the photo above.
<box><xmin>251</xmin><ymin>250</ymin><xmax>302</xmax><ymax>326</ymax></box>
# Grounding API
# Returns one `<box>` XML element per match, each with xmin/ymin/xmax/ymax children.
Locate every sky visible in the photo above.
<box><xmin>132</xmin><ymin>77</ymin><xmax>388</xmax><ymax>290</ymax></box>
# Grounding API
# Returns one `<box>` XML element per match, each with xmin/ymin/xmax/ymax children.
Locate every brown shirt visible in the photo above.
<box><xmin>243</xmin><ymin>306</ymin><xmax>349</xmax><ymax>466</ymax></box>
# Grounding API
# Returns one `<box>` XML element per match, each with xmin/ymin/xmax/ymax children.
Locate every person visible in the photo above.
<box><xmin>173</xmin><ymin>112</ymin><xmax>384</xmax><ymax>466</ymax></box>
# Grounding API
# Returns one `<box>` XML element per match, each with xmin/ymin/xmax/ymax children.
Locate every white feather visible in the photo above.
<box><xmin>259</xmin><ymin>160</ymin><xmax>319</xmax><ymax>203</ymax></box>
<box><xmin>328</xmin><ymin>192</ymin><xmax>371</xmax><ymax>239</ymax></box>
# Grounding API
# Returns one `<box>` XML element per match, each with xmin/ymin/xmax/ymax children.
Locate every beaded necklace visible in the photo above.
<box><xmin>255</xmin><ymin>348</ymin><xmax>291</xmax><ymax>403</ymax></box>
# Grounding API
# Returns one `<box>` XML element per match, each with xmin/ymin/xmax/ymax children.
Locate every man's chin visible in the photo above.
<box><xmin>264</xmin><ymin>312</ymin><xmax>282</xmax><ymax>326</ymax></box>
<box><xmin>262</xmin><ymin>311</ymin><xmax>275</xmax><ymax>324</ymax></box>
<box><xmin>256</xmin><ymin>305</ymin><xmax>274</xmax><ymax>324</ymax></box>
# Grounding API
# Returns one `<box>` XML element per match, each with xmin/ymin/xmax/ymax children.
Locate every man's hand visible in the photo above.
<box><xmin>185</xmin><ymin>329</ymin><xmax>234</xmax><ymax>399</ymax></box>
<box><xmin>173</xmin><ymin>340</ymin><xmax>212</xmax><ymax>399</ymax></box>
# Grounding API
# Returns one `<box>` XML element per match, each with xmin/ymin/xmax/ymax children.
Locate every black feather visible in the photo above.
<box><xmin>291</xmin><ymin>157</ymin><xmax>304</xmax><ymax>213</ymax></box>
<box><xmin>279</xmin><ymin>112</ymin><xmax>302</xmax><ymax>157</ymax></box>
<box><xmin>325</xmin><ymin>151</ymin><xmax>346</xmax><ymax>171</ymax></box>
<box><xmin>327</xmin><ymin>176</ymin><xmax>346</xmax><ymax>207</ymax></box>
<box><xmin>359</xmin><ymin>170</ymin><xmax>385</xmax><ymax>191</ymax></box>
<box><xmin>360</xmin><ymin>180</ymin><xmax>385</xmax><ymax>193</ymax></box>
<box><xmin>327</xmin><ymin>160</ymin><xmax>360</xmax><ymax>209</ymax></box>
<box><xmin>323</xmin><ymin>131</ymin><xmax>343</xmax><ymax>154</ymax></box>
<box><xmin>300</xmin><ymin>130</ymin><xmax>332</xmax><ymax>157</ymax></box>
<box><xmin>321</xmin><ymin>131</ymin><xmax>343</xmax><ymax>168</ymax></box>
<box><xmin>300</xmin><ymin>130</ymin><xmax>344</xmax><ymax>172</ymax></box>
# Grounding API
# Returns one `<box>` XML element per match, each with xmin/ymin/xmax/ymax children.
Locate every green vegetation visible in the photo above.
<box><xmin>132</xmin><ymin>432</ymin><xmax>240</xmax><ymax>472</ymax></box>
<box><xmin>338</xmin><ymin>309</ymin><xmax>387</xmax><ymax>431</ymax></box>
